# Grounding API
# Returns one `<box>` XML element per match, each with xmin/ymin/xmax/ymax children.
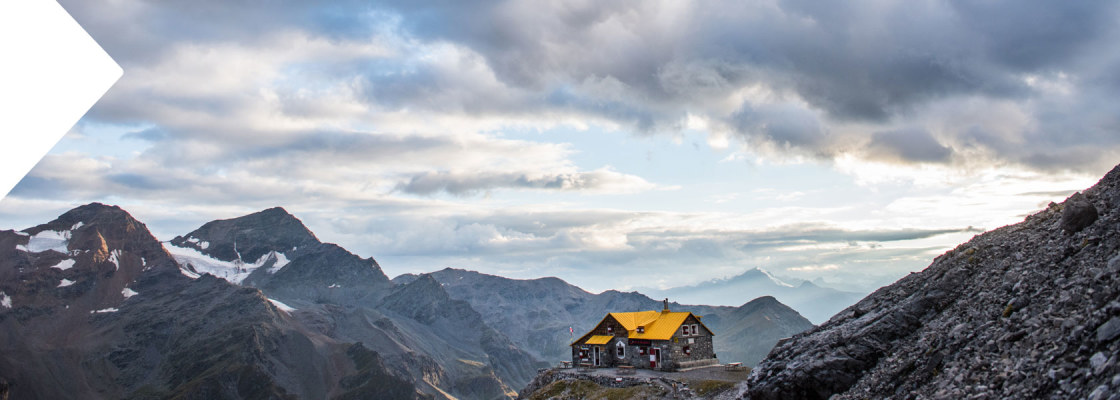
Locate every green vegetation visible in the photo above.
<box><xmin>528</xmin><ymin>380</ymin><xmax>600</xmax><ymax>400</ymax></box>
<box><xmin>690</xmin><ymin>380</ymin><xmax>735</xmax><ymax>396</ymax></box>
<box><xmin>527</xmin><ymin>379</ymin><xmax>664</xmax><ymax>400</ymax></box>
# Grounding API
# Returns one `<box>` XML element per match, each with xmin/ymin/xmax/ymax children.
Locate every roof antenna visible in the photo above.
<box><xmin>663</xmin><ymin>298</ymin><xmax>670</xmax><ymax>313</ymax></box>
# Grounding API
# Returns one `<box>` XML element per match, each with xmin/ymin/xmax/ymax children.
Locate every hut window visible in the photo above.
<box><xmin>607</xmin><ymin>326</ymin><xmax>613</xmax><ymax>334</ymax></box>
<box><xmin>684</xmin><ymin>346</ymin><xmax>691</xmax><ymax>356</ymax></box>
<box><xmin>639</xmin><ymin>347</ymin><xmax>646</xmax><ymax>355</ymax></box>
<box><xmin>616</xmin><ymin>341</ymin><xmax>625</xmax><ymax>358</ymax></box>
<box><xmin>691</xmin><ymin>324</ymin><xmax>699</xmax><ymax>335</ymax></box>
<box><xmin>637</xmin><ymin>326</ymin><xmax>644</xmax><ymax>333</ymax></box>
<box><xmin>682</xmin><ymin>325</ymin><xmax>690</xmax><ymax>336</ymax></box>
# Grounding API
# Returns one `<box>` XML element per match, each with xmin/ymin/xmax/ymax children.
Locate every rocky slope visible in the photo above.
<box><xmin>398</xmin><ymin>268</ymin><xmax>813</xmax><ymax>366</ymax></box>
<box><xmin>517</xmin><ymin>368</ymin><xmax>748</xmax><ymax>400</ymax></box>
<box><xmin>0</xmin><ymin>203</ymin><xmax>425</xmax><ymax>399</ymax></box>
<box><xmin>169</xmin><ymin>208</ymin><xmax>543</xmax><ymax>399</ymax></box>
<box><xmin>644</xmin><ymin>268</ymin><xmax>864</xmax><ymax>324</ymax></box>
<box><xmin>170</xmin><ymin>207</ymin><xmax>392</xmax><ymax>303</ymax></box>
<box><xmin>745</xmin><ymin>164</ymin><xmax>1120</xmax><ymax>399</ymax></box>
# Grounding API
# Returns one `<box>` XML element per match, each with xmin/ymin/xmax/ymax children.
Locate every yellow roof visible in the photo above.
<box><xmin>572</xmin><ymin>309</ymin><xmax>714</xmax><ymax>346</ymax></box>
<box><xmin>585</xmin><ymin>335</ymin><xmax>613</xmax><ymax>345</ymax></box>
<box><xmin>610</xmin><ymin>311</ymin><xmax>693</xmax><ymax>341</ymax></box>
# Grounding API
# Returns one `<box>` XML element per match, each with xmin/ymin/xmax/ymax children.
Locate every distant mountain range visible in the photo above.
<box><xmin>641</xmin><ymin>268</ymin><xmax>865</xmax><ymax>323</ymax></box>
<box><xmin>395</xmin><ymin>268</ymin><xmax>813</xmax><ymax>366</ymax></box>
<box><xmin>0</xmin><ymin>204</ymin><xmax>815</xmax><ymax>399</ymax></box>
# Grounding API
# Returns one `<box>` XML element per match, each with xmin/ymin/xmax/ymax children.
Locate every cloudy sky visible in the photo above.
<box><xmin>2</xmin><ymin>0</ymin><xmax>1118</xmax><ymax>294</ymax></box>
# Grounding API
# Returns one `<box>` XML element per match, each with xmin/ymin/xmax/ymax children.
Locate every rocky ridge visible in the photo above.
<box><xmin>745</xmin><ymin>163</ymin><xmax>1120</xmax><ymax>399</ymax></box>
<box><xmin>168</xmin><ymin>208</ymin><xmax>544</xmax><ymax>399</ymax></box>
<box><xmin>0</xmin><ymin>204</ymin><xmax>426</xmax><ymax>399</ymax></box>
<box><xmin>170</xmin><ymin>207</ymin><xmax>392</xmax><ymax>303</ymax></box>
<box><xmin>402</xmin><ymin>268</ymin><xmax>814</xmax><ymax>367</ymax></box>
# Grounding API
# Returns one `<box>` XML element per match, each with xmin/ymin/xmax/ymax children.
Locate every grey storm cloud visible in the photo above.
<box><xmin>867</xmin><ymin>128</ymin><xmax>954</xmax><ymax>164</ymax></box>
<box><xmin>58</xmin><ymin>0</ymin><xmax>1120</xmax><ymax>171</ymax></box>
<box><xmin>371</xmin><ymin>0</ymin><xmax>1120</xmax><ymax>170</ymax></box>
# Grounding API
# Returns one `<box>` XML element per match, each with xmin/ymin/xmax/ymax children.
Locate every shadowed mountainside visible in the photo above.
<box><xmin>0</xmin><ymin>204</ymin><xmax>425</xmax><ymax>399</ymax></box>
<box><xmin>396</xmin><ymin>268</ymin><xmax>814</xmax><ymax>367</ymax></box>
<box><xmin>746</xmin><ymin>163</ymin><xmax>1120</xmax><ymax>399</ymax></box>
<box><xmin>169</xmin><ymin>208</ymin><xmax>544</xmax><ymax>399</ymax></box>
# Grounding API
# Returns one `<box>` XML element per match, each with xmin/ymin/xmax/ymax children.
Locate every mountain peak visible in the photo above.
<box><xmin>24</xmin><ymin>202</ymin><xmax>136</xmax><ymax>236</ymax></box>
<box><xmin>379</xmin><ymin>274</ymin><xmax>453</xmax><ymax>322</ymax></box>
<box><xmin>257</xmin><ymin>206</ymin><xmax>294</xmax><ymax>218</ymax></box>
<box><xmin>170</xmin><ymin>206</ymin><xmax>319</xmax><ymax>263</ymax></box>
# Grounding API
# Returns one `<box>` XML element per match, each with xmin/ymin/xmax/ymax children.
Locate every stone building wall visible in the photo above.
<box><xmin>572</xmin><ymin>316</ymin><xmax>628</xmax><ymax>367</ymax></box>
<box><xmin>573</xmin><ymin>314</ymin><xmax>717</xmax><ymax>371</ymax></box>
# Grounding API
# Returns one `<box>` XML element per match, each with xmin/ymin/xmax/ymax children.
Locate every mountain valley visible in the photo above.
<box><xmin>0</xmin><ymin>203</ymin><xmax>812</xmax><ymax>399</ymax></box>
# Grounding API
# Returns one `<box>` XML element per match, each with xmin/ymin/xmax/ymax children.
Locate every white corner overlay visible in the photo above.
<box><xmin>0</xmin><ymin>0</ymin><xmax>122</xmax><ymax>199</ymax></box>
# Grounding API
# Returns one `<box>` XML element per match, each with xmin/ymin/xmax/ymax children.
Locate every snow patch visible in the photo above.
<box><xmin>268</xmin><ymin>298</ymin><xmax>296</xmax><ymax>312</ymax></box>
<box><xmin>91</xmin><ymin>308</ymin><xmax>118</xmax><ymax>313</ymax></box>
<box><xmin>0</xmin><ymin>292</ymin><xmax>10</xmax><ymax>308</ymax></box>
<box><xmin>328</xmin><ymin>283</ymin><xmax>340</xmax><ymax>288</ymax></box>
<box><xmin>122</xmin><ymin>287</ymin><xmax>138</xmax><ymax>298</ymax></box>
<box><xmin>267</xmin><ymin>252</ymin><xmax>290</xmax><ymax>273</ymax></box>
<box><xmin>179</xmin><ymin>267</ymin><xmax>201</xmax><ymax>279</ymax></box>
<box><xmin>166</xmin><ymin>244</ymin><xmax>286</xmax><ymax>284</ymax></box>
<box><xmin>758</xmin><ymin>268</ymin><xmax>795</xmax><ymax>288</ymax></box>
<box><xmin>51</xmin><ymin>259</ymin><xmax>76</xmax><ymax>271</ymax></box>
<box><xmin>58</xmin><ymin>279</ymin><xmax>75</xmax><ymax>288</ymax></box>
<box><xmin>109</xmin><ymin>250</ymin><xmax>122</xmax><ymax>271</ymax></box>
<box><xmin>199</xmin><ymin>241</ymin><xmax>210</xmax><ymax>250</ymax></box>
<box><xmin>25</xmin><ymin>229</ymin><xmax>71</xmax><ymax>253</ymax></box>
<box><xmin>15</xmin><ymin>231</ymin><xmax>29</xmax><ymax>237</ymax></box>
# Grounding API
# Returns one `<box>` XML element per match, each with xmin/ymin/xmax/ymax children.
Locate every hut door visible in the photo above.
<box><xmin>650</xmin><ymin>348</ymin><xmax>660</xmax><ymax>369</ymax></box>
<box><xmin>593</xmin><ymin>346</ymin><xmax>601</xmax><ymax>366</ymax></box>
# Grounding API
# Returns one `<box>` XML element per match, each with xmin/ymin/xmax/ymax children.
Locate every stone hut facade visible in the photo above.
<box><xmin>570</xmin><ymin>300</ymin><xmax>717</xmax><ymax>371</ymax></box>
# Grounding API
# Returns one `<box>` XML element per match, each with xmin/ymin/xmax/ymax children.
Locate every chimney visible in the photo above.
<box><xmin>663</xmin><ymin>298</ymin><xmax>670</xmax><ymax>313</ymax></box>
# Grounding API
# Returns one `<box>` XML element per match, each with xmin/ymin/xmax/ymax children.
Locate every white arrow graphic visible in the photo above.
<box><xmin>0</xmin><ymin>0</ymin><xmax>122</xmax><ymax>199</ymax></box>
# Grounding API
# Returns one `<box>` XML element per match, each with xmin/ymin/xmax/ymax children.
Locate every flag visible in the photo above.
<box><xmin>569</xmin><ymin>326</ymin><xmax>574</xmax><ymax>337</ymax></box>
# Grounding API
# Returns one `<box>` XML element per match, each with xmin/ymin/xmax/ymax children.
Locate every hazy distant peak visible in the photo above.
<box><xmin>749</xmin><ymin>268</ymin><xmax>795</xmax><ymax>288</ymax></box>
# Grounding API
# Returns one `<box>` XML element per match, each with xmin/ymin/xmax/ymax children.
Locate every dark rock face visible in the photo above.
<box><xmin>256</xmin><ymin>243</ymin><xmax>390</xmax><ymax>304</ymax></box>
<box><xmin>172</xmin><ymin>209</ymin><xmax>540</xmax><ymax>399</ymax></box>
<box><xmin>171</xmin><ymin>207</ymin><xmax>319</xmax><ymax>263</ymax></box>
<box><xmin>378</xmin><ymin>274</ymin><xmax>543</xmax><ymax>396</ymax></box>
<box><xmin>746</xmin><ymin>164</ymin><xmax>1120</xmax><ymax>399</ymax></box>
<box><xmin>170</xmin><ymin>207</ymin><xmax>391</xmax><ymax>303</ymax></box>
<box><xmin>1061</xmin><ymin>192</ymin><xmax>1099</xmax><ymax>233</ymax></box>
<box><xmin>0</xmin><ymin>204</ymin><xmax>426</xmax><ymax>400</ymax></box>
